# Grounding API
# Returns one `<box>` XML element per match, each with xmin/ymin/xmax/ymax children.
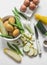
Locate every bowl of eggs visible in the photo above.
<box><xmin>0</xmin><ymin>15</ymin><xmax>22</xmax><ymax>42</ymax></box>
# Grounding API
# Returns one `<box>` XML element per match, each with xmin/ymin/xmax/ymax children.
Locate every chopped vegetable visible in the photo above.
<box><xmin>27</xmin><ymin>48</ymin><xmax>34</xmax><ymax>56</ymax></box>
<box><xmin>12</xmin><ymin>44</ymin><xmax>23</xmax><ymax>56</ymax></box>
<box><xmin>34</xmin><ymin>48</ymin><xmax>38</xmax><ymax>56</ymax></box>
<box><xmin>35</xmin><ymin>14</ymin><xmax>47</xmax><ymax>25</ymax></box>
<box><xmin>0</xmin><ymin>19</ymin><xmax>8</xmax><ymax>35</ymax></box>
<box><xmin>24</xmin><ymin>24</ymin><xmax>34</xmax><ymax>34</ymax></box>
<box><xmin>4</xmin><ymin>48</ymin><xmax>22</xmax><ymax>62</ymax></box>
<box><xmin>36</xmin><ymin>21</ymin><xmax>47</xmax><ymax>35</ymax></box>
<box><xmin>23</xmin><ymin>33</ymin><xmax>32</xmax><ymax>40</ymax></box>
<box><xmin>23</xmin><ymin>45</ymin><xmax>30</xmax><ymax>52</ymax></box>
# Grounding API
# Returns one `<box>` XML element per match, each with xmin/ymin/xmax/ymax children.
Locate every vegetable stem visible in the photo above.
<box><xmin>0</xmin><ymin>34</ymin><xmax>13</xmax><ymax>38</ymax></box>
<box><xmin>12</xmin><ymin>44</ymin><xmax>23</xmax><ymax>56</ymax></box>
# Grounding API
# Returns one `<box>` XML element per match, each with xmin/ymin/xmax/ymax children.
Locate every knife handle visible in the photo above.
<box><xmin>37</xmin><ymin>40</ymin><xmax>42</xmax><ymax>55</ymax></box>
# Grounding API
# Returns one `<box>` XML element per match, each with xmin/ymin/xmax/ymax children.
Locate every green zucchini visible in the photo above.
<box><xmin>36</xmin><ymin>20</ymin><xmax>47</xmax><ymax>35</ymax></box>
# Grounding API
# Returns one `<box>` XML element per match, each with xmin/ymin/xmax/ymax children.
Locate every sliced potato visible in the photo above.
<box><xmin>4</xmin><ymin>48</ymin><xmax>22</xmax><ymax>62</ymax></box>
<box><xmin>28</xmin><ymin>48</ymin><xmax>34</xmax><ymax>57</ymax></box>
<box><xmin>34</xmin><ymin>48</ymin><xmax>38</xmax><ymax>56</ymax></box>
<box><xmin>23</xmin><ymin>45</ymin><xmax>30</xmax><ymax>53</ymax></box>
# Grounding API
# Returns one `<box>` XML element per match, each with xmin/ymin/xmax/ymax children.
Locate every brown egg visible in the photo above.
<box><xmin>33</xmin><ymin>0</ymin><xmax>39</xmax><ymax>5</ymax></box>
<box><xmin>8</xmin><ymin>17</ymin><xmax>15</xmax><ymax>24</ymax></box>
<box><xmin>4</xmin><ymin>21</ymin><xmax>14</xmax><ymax>32</ymax></box>
<box><xmin>20</xmin><ymin>4</ymin><xmax>27</xmax><ymax>12</ymax></box>
<box><xmin>24</xmin><ymin>0</ymin><xmax>30</xmax><ymax>7</ymax></box>
<box><xmin>13</xmin><ymin>29</ymin><xmax>20</xmax><ymax>37</ymax></box>
<box><xmin>29</xmin><ymin>1</ymin><xmax>36</xmax><ymax>10</ymax></box>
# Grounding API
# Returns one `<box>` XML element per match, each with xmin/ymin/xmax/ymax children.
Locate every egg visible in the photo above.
<box><xmin>4</xmin><ymin>21</ymin><xmax>14</xmax><ymax>32</ymax></box>
<box><xmin>33</xmin><ymin>0</ymin><xmax>39</xmax><ymax>5</ymax></box>
<box><xmin>20</xmin><ymin>4</ymin><xmax>27</xmax><ymax>12</ymax></box>
<box><xmin>24</xmin><ymin>0</ymin><xmax>30</xmax><ymax>7</ymax></box>
<box><xmin>8</xmin><ymin>17</ymin><xmax>15</xmax><ymax>24</ymax></box>
<box><xmin>13</xmin><ymin>29</ymin><xmax>20</xmax><ymax>37</ymax></box>
<box><xmin>29</xmin><ymin>1</ymin><xmax>36</xmax><ymax>10</ymax></box>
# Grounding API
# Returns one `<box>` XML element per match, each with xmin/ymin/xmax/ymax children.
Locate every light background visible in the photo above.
<box><xmin>0</xmin><ymin>0</ymin><xmax>47</xmax><ymax>65</ymax></box>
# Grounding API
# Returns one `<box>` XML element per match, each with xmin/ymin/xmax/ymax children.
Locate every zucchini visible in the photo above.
<box><xmin>36</xmin><ymin>20</ymin><xmax>47</xmax><ymax>35</ymax></box>
<box><xmin>4</xmin><ymin>48</ymin><xmax>22</xmax><ymax>62</ymax></box>
<box><xmin>27</xmin><ymin>48</ymin><xmax>34</xmax><ymax>57</ymax></box>
<box><xmin>23</xmin><ymin>45</ymin><xmax>30</xmax><ymax>53</ymax></box>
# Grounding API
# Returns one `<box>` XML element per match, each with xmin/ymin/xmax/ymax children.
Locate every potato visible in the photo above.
<box><xmin>20</xmin><ymin>4</ymin><xmax>27</xmax><ymax>12</ymax></box>
<box><xmin>8</xmin><ymin>32</ymin><xmax>13</xmax><ymax>36</ymax></box>
<box><xmin>8</xmin><ymin>17</ymin><xmax>15</xmax><ymax>24</ymax></box>
<box><xmin>13</xmin><ymin>29</ymin><xmax>20</xmax><ymax>37</ymax></box>
<box><xmin>4</xmin><ymin>21</ymin><xmax>14</xmax><ymax>32</ymax></box>
<box><xmin>29</xmin><ymin>1</ymin><xmax>36</xmax><ymax>10</ymax></box>
<box><xmin>24</xmin><ymin>0</ymin><xmax>30</xmax><ymax>7</ymax></box>
<box><xmin>33</xmin><ymin>0</ymin><xmax>39</xmax><ymax>5</ymax></box>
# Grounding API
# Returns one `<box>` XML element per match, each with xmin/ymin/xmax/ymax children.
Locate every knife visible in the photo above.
<box><xmin>34</xmin><ymin>26</ymin><xmax>42</xmax><ymax>56</ymax></box>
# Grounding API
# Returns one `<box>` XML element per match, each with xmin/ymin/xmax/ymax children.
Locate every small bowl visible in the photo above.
<box><xmin>1</xmin><ymin>15</ymin><xmax>21</xmax><ymax>42</ymax></box>
<box><xmin>43</xmin><ymin>40</ymin><xmax>47</xmax><ymax>48</ymax></box>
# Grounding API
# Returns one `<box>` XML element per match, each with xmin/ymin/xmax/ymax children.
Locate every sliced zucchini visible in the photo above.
<box><xmin>28</xmin><ymin>48</ymin><xmax>34</xmax><ymax>57</ymax></box>
<box><xmin>23</xmin><ymin>45</ymin><xmax>30</xmax><ymax>53</ymax></box>
<box><xmin>4</xmin><ymin>48</ymin><xmax>22</xmax><ymax>62</ymax></box>
<box><xmin>34</xmin><ymin>48</ymin><xmax>38</xmax><ymax>56</ymax></box>
<box><xmin>26</xmin><ymin>43</ymin><xmax>31</xmax><ymax>48</ymax></box>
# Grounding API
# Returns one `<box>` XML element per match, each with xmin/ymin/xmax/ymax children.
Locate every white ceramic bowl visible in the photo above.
<box><xmin>0</xmin><ymin>15</ymin><xmax>21</xmax><ymax>42</ymax></box>
<box><xmin>0</xmin><ymin>34</ymin><xmax>21</xmax><ymax>42</ymax></box>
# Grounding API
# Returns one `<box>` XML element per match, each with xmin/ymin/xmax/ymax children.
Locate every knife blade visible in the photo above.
<box><xmin>34</xmin><ymin>26</ymin><xmax>42</xmax><ymax>56</ymax></box>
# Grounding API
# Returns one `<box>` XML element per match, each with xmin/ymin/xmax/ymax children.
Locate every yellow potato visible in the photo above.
<box><xmin>13</xmin><ymin>29</ymin><xmax>20</xmax><ymax>37</ymax></box>
<box><xmin>4</xmin><ymin>21</ymin><xmax>14</xmax><ymax>32</ymax></box>
<box><xmin>8</xmin><ymin>32</ymin><xmax>13</xmax><ymax>36</ymax></box>
<box><xmin>8</xmin><ymin>17</ymin><xmax>15</xmax><ymax>24</ymax></box>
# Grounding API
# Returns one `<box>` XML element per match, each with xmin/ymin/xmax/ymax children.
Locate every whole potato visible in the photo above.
<box><xmin>3</xmin><ymin>21</ymin><xmax>8</xmax><ymax>28</ymax></box>
<box><xmin>29</xmin><ymin>1</ymin><xmax>36</xmax><ymax>10</ymax></box>
<box><xmin>4</xmin><ymin>21</ymin><xmax>14</xmax><ymax>32</ymax></box>
<box><xmin>20</xmin><ymin>4</ymin><xmax>27</xmax><ymax>12</ymax></box>
<box><xmin>13</xmin><ymin>29</ymin><xmax>20</xmax><ymax>37</ymax></box>
<box><xmin>24</xmin><ymin>0</ymin><xmax>30</xmax><ymax>7</ymax></box>
<box><xmin>33</xmin><ymin>0</ymin><xmax>39</xmax><ymax>5</ymax></box>
<box><xmin>8</xmin><ymin>17</ymin><xmax>15</xmax><ymax>24</ymax></box>
<box><xmin>8</xmin><ymin>32</ymin><xmax>13</xmax><ymax>36</ymax></box>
